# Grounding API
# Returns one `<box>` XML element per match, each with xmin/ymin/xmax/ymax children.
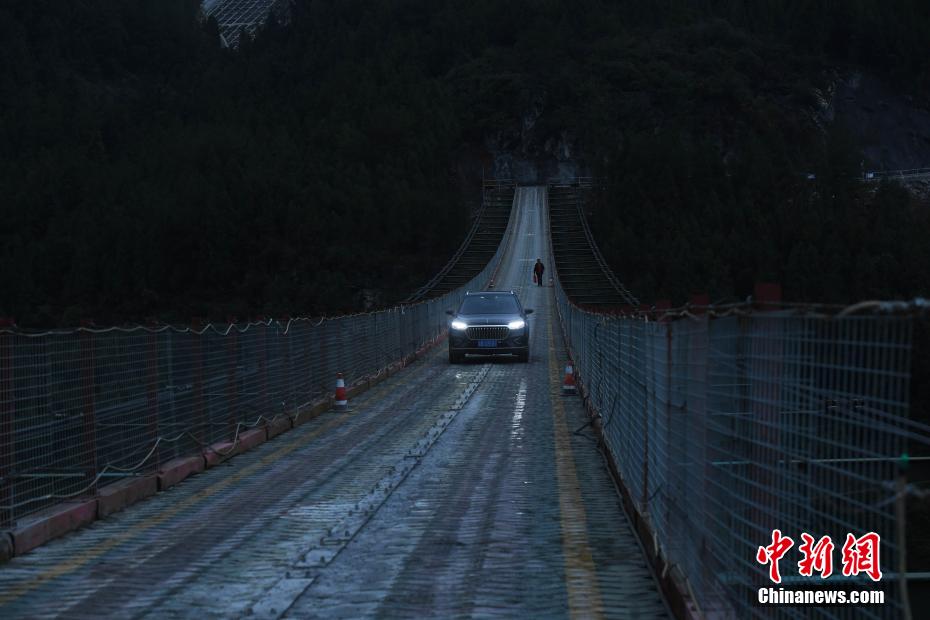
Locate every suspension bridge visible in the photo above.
<box><xmin>0</xmin><ymin>185</ymin><xmax>927</xmax><ymax>619</ymax></box>
<box><xmin>203</xmin><ymin>0</ymin><xmax>286</xmax><ymax>48</ymax></box>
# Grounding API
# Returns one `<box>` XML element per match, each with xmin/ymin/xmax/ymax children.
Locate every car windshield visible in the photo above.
<box><xmin>459</xmin><ymin>295</ymin><xmax>520</xmax><ymax>315</ymax></box>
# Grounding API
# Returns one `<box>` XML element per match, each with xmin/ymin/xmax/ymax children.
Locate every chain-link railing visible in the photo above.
<box><xmin>203</xmin><ymin>0</ymin><xmax>286</xmax><ymax>48</ymax></box>
<box><xmin>0</xmin><ymin>199</ymin><xmax>516</xmax><ymax>529</ymax></box>
<box><xmin>861</xmin><ymin>168</ymin><xmax>930</xmax><ymax>182</ymax></box>
<box><xmin>553</xmin><ymin>275</ymin><xmax>930</xmax><ymax>618</ymax></box>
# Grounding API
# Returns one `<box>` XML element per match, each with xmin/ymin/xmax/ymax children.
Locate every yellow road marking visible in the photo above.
<box><xmin>547</xmin><ymin>312</ymin><xmax>604</xmax><ymax>619</ymax></box>
<box><xmin>0</xmin><ymin>357</ymin><xmax>430</xmax><ymax>606</ymax></box>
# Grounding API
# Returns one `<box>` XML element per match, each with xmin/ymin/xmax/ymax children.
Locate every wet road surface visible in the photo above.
<box><xmin>0</xmin><ymin>187</ymin><xmax>669</xmax><ymax>619</ymax></box>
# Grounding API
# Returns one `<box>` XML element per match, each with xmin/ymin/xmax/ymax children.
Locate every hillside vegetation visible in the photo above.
<box><xmin>0</xmin><ymin>0</ymin><xmax>466</xmax><ymax>325</ymax></box>
<box><xmin>2</xmin><ymin>0</ymin><xmax>930</xmax><ymax>326</ymax></box>
<box><xmin>575</xmin><ymin>1</ymin><xmax>930</xmax><ymax>304</ymax></box>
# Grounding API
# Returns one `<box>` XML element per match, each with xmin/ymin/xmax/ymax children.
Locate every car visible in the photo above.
<box><xmin>446</xmin><ymin>290</ymin><xmax>533</xmax><ymax>363</ymax></box>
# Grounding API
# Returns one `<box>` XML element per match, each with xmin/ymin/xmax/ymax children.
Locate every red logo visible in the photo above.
<box><xmin>756</xmin><ymin>529</ymin><xmax>794</xmax><ymax>584</ymax></box>
<box><xmin>798</xmin><ymin>533</ymin><xmax>834</xmax><ymax>578</ymax></box>
<box><xmin>841</xmin><ymin>532</ymin><xmax>882</xmax><ymax>582</ymax></box>
<box><xmin>757</xmin><ymin>531</ymin><xmax>881</xmax><ymax>583</ymax></box>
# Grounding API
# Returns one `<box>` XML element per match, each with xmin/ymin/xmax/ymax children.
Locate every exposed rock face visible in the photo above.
<box><xmin>468</xmin><ymin>71</ymin><xmax>929</xmax><ymax>187</ymax></box>
<box><xmin>901</xmin><ymin>178</ymin><xmax>930</xmax><ymax>204</ymax></box>
<box><xmin>829</xmin><ymin>72</ymin><xmax>930</xmax><ymax>171</ymax></box>
<box><xmin>483</xmin><ymin>92</ymin><xmax>586</xmax><ymax>184</ymax></box>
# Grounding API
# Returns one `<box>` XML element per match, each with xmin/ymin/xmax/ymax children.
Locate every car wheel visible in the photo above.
<box><xmin>449</xmin><ymin>349</ymin><xmax>462</xmax><ymax>364</ymax></box>
<box><xmin>518</xmin><ymin>349</ymin><xmax>529</xmax><ymax>363</ymax></box>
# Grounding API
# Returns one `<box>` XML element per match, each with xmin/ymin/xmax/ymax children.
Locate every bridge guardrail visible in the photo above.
<box><xmin>862</xmin><ymin>168</ymin><xmax>930</xmax><ymax>182</ymax></box>
<box><xmin>548</xmin><ymin>197</ymin><xmax>930</xmax><ymax>617</ymax></box>
<box><xmin>0</xmin><ymin>193</ymin><xmax>518</xmax><ymax>529</ymax></box>
<box><xmin>405</xmin><ymin>179</ymin><xmax>514</xmax><ymax>303</ymax></box>
<box><xmin>551</xmin><ymin>280</ymin><xmax>930</xmax><ymax>618</ymax></box>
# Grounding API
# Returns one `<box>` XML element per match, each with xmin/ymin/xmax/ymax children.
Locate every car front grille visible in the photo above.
<box><xmin>466</xmin><ymin>326</ymin><xmax>509</xmax><ymax>340</ymax></box>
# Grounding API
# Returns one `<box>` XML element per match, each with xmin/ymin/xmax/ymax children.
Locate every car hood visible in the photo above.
<box><xmin>455</xmin><ymin>314</ymin><xmax>521</xmax><ymax>325</ymax></box>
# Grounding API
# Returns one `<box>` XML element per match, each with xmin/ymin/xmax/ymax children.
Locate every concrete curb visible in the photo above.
<box><xmin>0</xmin><ymin>331</ymin><xmax>448</xmax><ymax>564</ymax></box>
<box><xmin>97</xmin><ymin>476</ymin><xmax>158</xmax><ymax>519</ymax></box>
<box><xmin>203</xmin><ymin>440</ymin><xmax>238</xmax><ymax>468</ymax></box>
<box><xmin>239</xmin><ymin>428</ymin><xmax>266</xmax><ymax>452</ymax></box>
<box><xmin>157</xmin><ymin>456</ymin><xmax>206</xmax><ymax>491</ymax></box>
<box><xmin>10</xmin><ymin>499</ymin><xmax>97</xmax><ymax>556</ymax></box>
<box><xmin>266</xmin><ymin>415</ymin><xmax>292</xmax><ymax>439</ymax></box>
<box><xmin>202</xmin><ymin>427</ymin><xmax>265</xmax><ymax>468</ymax></box>
<box><xmin>0</xmin><ymin>531</ymin><xmax>13</xmax><ymax>563</ymax></box>
<box><xmin>292</xmin><ymin>398</ymin><xmax>332</xmax><ymax>428</ymax></box>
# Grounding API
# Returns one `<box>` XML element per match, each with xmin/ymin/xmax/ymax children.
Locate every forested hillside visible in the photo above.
<box><xmin>2</xmin><ymin>0</ymin><xmax>929</xmax><ymax>326</ymax></box>
<box><xmin>575</xmin><ymin>1</ymin><xmax>930</xmax><ymax>304</ymax></box>
<box><xmin>0</xmin><ymin>0</ymin><xmax>467</xmax><ymax>325</ymax></box>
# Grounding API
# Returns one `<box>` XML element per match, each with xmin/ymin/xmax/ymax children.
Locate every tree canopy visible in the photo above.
<box><xmin>2</xmin><ymin>0</ymin><xmax>929</xmax><ymax>326</ymax></box>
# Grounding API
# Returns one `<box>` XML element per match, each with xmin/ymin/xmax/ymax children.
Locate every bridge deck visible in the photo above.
<box><xmin>548</xmin><ymin>185</ymin><xmax>638</xmax><ymax>308</ymax></box>
<box><xmin>204</xmin><ymin>0</ymin><xmax>283</xmax><ymax>47</ymax></box>
<box><xmin>405</xmin><ymin>183</ymin><xmax>515</xmax><ymax>302</ymax></box>
<box><xmin>0</xmin><ymin>188</ymin><xmax>668</xmax><ymax>619</ymax></box>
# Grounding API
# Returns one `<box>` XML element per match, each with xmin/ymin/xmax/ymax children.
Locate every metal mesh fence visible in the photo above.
<box><xmin>203</xmin><ymin>0</ymin><xmax>285</xmax><ymax>48</ymax></box>
<box><xmin>0</xmin><ymin>202</ymin><xmax>516</xmax><ymax>528</ymax></box>
<box><xmin>553</xmin><ymin>279</ymin><xmax>927</xmax><ymax>619</ymax></box>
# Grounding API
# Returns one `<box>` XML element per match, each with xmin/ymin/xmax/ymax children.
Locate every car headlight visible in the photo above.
<box><xmin>451</xmin><ymin>320</ymin><xmax>468</xmax><ymax>330</ymax></box>
<box><xmin>508</xmin><ymin>319</ymin><xmax>525</xmax><ymax>330</ymax></box>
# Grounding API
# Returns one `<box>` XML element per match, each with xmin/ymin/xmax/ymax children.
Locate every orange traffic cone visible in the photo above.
<box><xmin>334</xmin><ymin>373</ymin><xmax>347</xmax><ymax>409</ymax></box>
<box><xmin>562</xmin><ymin>363</ymin><xmax>576</xmax><ymax>394</ymax></box>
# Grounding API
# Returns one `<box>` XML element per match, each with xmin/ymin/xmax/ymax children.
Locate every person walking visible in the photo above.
<box><xmin>533</xmin><ymin>258</ymin><xmax>545</xmax><ymax>286</ymax></box>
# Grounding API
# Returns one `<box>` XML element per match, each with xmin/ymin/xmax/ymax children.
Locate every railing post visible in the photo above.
<box><xmin>689</xmin><ymin>293</ymin><xmax>710</xmax><ymax>595</ymax></box>
<box><xmin>79</xmin><ymin>320</ymin><xmax>99</xmax><ymax>497</ymax></box>
<box><xmin>191</xmin><ymin>319</ymin><xmax>205</xmax><ymax>446</ymax></box>
<box><xmin>753</xmin><ymin>282</ymin><xmax>782</xmax><ymax>311</ymax></box>
<box><xmin>0</xmin><ymin>319</ymin><xmax>14</xmax><ymax>526</ymax></box>
<box><xmin>259</xmin><ymin>318</ymin><xmax>269</xmax><ymax>416</ymax></box>
<box><xmin>226</xmin><ymin>318</ymin><xmax>238</xmax><ymax>438</ymax></box>
<box><xmin>145</xmin><ymin>325</ymin><xmax>160</xmax><ymax>470</ymax></box>
<box><xmin>639</xmin><ymin>304</ymin><xmax>652</xmax><ymax>510</ymax></box>
<box><xmin>282</xmin><ymin>316</ymin><xmax>294</xmax><ymax>414</ymax></box>
<box><xmin>751</xmin><ymin>283</ymin><xmax>783</xmax><ymax>538</ymax></box>
<box><xmin>657</xmin><ymin>299</ymin><xmax>672</xmax><ymax>535</ymax></box>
